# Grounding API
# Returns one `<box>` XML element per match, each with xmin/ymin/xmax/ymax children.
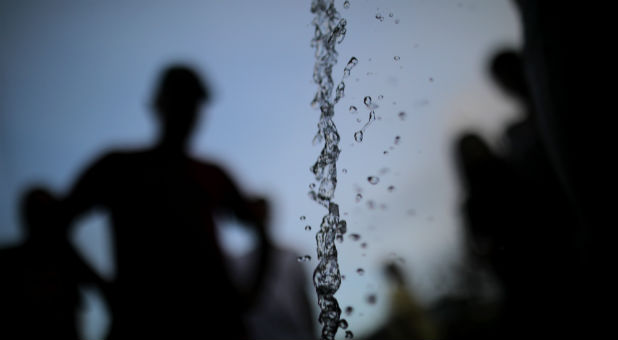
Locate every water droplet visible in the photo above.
<box><xmin>304</xmin><ymin>255</ymin><xmax>311</xmax><ymax>261</ymax></box>
<box><xmin>368</xmin><ymin>110</ymin><xmax>375</xmax><ymax>121</ymax></box>
<box><xmin>366</xmin><ymin>294</ymin><xmax>377</xmax><ymax>304</ymax></box>
<box><xmin>300</xmin><ymin>215</ymin><xmax>306</xmax><ymax>221</ymax></box>
<box><xmin>363</xmin><ymin>96</ymin><xmax>372</xmax><ymax>107</ymax></box>
<box><xmin>345</xmin><ymin>306</ymin><xmax>353</xmax><ymax>315</ymax></box>
<box><xmin>342</xmin><ymin>275</ymin><xmax>346</xmax><ymax>280</ymax></box>
<box><xmin>361</xmin><ymin>242</ymin><xmax>367</xmax><ymax>249</ymax></box>
<box><xmin>305</xmin><ymin>225</ymin><xmax>312</xmax><ymax>231</ymax></box>
<box><xmin>394</xmin><ymin>56</ymin><xmax>400</xmax><ymax>61</ymax></box>
<box><xmin>367</xmin><ymin>176</ymin><xmax>380</xmax><ymax>184</ymax></box>
<box><xmin>377</xmin><ymin>94</ymin><xmax>383</xmax><ymax>100</ymax></box>
<box><xmin>356</xmin><ymin>268</ymin><xmax>365</xmax><ymax>275</ymax></box>
<box><xmin>388</xmin><ymin>185</ymin><xmax>395</xmax><ymax>192</ymax></box>
<box><xmin>337</xmin><ymin>220</ymin><xmax>347</xmax><ymax>235</ymax></box>
<box><xmin>349</xmin><ymin>105</ymin><xmax>357</xmax><ymax>113</ymax></box>
<box><xmin>343</xmin><ymin>57</ymin><xmax>358</xmax><ymax>78</ymax></box>
<box><xmin>297</xmin><ymin>256</ymin><xmax>303</xmax><ymax>262</ymax></box>
<box><xmin>389</xmin><ymin>12</ymin><xmax>394</xmax><ymax>17</ymax></box>
<box><xmin>394</xmin><ymin>136</ymin><xmax>401</xmax><ymax>145</ymax></box>
<box><xmin>339</xmin><ymin>319</ymin><xmax>349</xmax><ymax>329</ymax></box>
<box><xmin>349</xmin><ymin>233</ymin><xmax>361</xmax><ymax>241</ymax></box>
<box><xmin>342</xmin><ymin>168</ymin><xmax>348</xmax><ymax>174</ymax></box>
<box><xmin>375</xmin><ymin>13</ymin><xmax>384</xmax><ymax>22</ymax></box>
<box><xmin>343</xmin><ymin>0</ymin><xmax>350</xmax><ymax>9</ymax></box>
<box><xmin>398</xmin><ymin>111</ymin><xmax>406</xmax><ymax>120</ymax></box>
<box><xmin>309</xmin><ymin>183</ymin><xmax>316</xmax><ymax>189</ymax></box>
<box><xmin>347</xmin><ymin>56</ymin><xmax>358</xmax><ymax>68</ymax></box>
<box><xmin>355</xmin><ymin>193</ymin><xmax>363</xmax><ymax>203</ymax></box>
<box><xmin>345</xmin><ymin>330</ymin><xmax>354</xmax><ymax>339</ymax></box>
<box><xmin>354</xmin><ymin>130</ymin><xmax>364</xmax><ymax>142</ymax></box>
<box><xmin>383</xmin><ymin>150</ymin><xmax>388</xmax><ymax>155</ymax></box>
<box><xmin>336</xmin><ymin>235</ymin><xmax>344</xmax><ymax>243</ymax></box>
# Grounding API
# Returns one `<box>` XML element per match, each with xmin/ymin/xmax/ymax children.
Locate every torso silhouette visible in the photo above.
<box><xmin>66</xmin><ymin>147</ymin><xmax>250</xmax><ymax>338</ymax></box>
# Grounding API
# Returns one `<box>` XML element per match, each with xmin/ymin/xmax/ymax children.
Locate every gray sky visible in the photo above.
<box><xmin>0</xmin><ymin>0</ymin><xmax>521</xmax><ymax>338</ymax></box>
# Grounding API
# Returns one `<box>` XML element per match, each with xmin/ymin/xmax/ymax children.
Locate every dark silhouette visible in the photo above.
<box><xmin>451</xmin><ymin>133</ymin><xmax>518</xmax><ymax>339</ymax></box>
<box><xmin>512</xmin><ymin>3</ymin><xmax>608</xmax><ymax>336</ymax></box>
<box><xmin>0</xmin><ymin>187</ymin><xmax>108</xmax><ymax>340</ymax></box>
<box><xmin>451</xmin><ymin>47</ymin><xmax>586</xmax><ymax>338</ymax></box>
<box><xmin>59</xmin><ymin>65</ymin><xmax>270</xmax><ymax>339</ymax></box>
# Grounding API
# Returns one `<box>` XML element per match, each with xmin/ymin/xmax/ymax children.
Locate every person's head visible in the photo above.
<box><xmin>153</xmin><ymin>65</ymin><xmax>210</xmax><ymax>150</ymax></box>
<box><xmin>20</xmin><ymin>187</ymin><xmax>64</xmax><ymax>242</ymax></box>
<box><xmin>489</xmin><ymin>49</ymin><xmax>529</xmax><ymax>101</ymax></box>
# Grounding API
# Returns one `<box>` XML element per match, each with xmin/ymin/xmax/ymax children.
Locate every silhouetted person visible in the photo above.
<box><xmin>59</xmin><ymin>65</ymin><xmax>269</xmax><ymax>339</ymax></box>
<box><xmin>454</xmin><ymin>133</ymin><xmax>524</xmax><ymax>339</ymax></box>
<box><xmin>452</xmin><ymin>47</ymin><xmax>587</xmax><ymax>338</ymax></box>
<box><xmin>491</xmin><ymin>48</ymin><xmax>581</xmax><ymax>338</ymax></box>
<box><xmin>511</xmin><ymin>3</ymin><xmax>608</xmax><ymax>335</ymax></box>
<box><xmin>0</xmin><ymin>187</ymin><xmax>107</xmax><ymax>339</ymax></box>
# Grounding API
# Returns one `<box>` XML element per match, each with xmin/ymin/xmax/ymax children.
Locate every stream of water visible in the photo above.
<box><xmin>309</xmin><ymin>0</ymin><xmax>356</xmax><ymax>338</ymax></box>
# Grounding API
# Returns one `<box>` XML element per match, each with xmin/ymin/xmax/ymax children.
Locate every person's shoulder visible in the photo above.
<box><xmin>190</xmin><ymin>158</ymin><xmax>228</xmax><ymax>176</ymax></box>
<box><xmin>91</xmin><ymin>148</ymin><xmax>152</xmax><ymax>167</ymax></box>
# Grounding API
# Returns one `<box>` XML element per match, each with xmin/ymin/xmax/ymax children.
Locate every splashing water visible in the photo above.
<box><xmin>309</xmin><ymin>0</ymin><xmax>354</xmax><ymax>338</ymax></box>
<box><xmin>354</xmin><ymin>96</ymin><xmax>378</xmax><ymax>142</ymax></box>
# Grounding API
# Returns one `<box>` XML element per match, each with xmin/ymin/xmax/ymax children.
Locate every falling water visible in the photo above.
<box><xmin>308</xmin><ymin>0</ymin><xmax>354</xmax><ymax>338</ymax></box>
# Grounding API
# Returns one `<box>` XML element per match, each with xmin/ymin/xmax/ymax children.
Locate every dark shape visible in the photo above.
<box><xmin>58</xmin><ymin>65</ymin><xmax>269</xmax><ymax>339</ymax></box>
<box><xmin>0</xmin><ymin>187</ymin><xmax>108</xmax><ymax>340</ymax></box>
<box><xmin>509</xmin><ymin>3</ymin><xmax>610</xmax><ymax>336</ymax></box>
<box><xmin>449</xmin><ymin>44</ymin><xmax>589</xmax><ymax>338</ymax></box>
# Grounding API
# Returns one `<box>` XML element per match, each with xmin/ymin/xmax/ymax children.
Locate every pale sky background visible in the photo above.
<box><xmin>0</xmin><ymin>0</ymin><xmax>522</xmax><ymax>338</ymax></box>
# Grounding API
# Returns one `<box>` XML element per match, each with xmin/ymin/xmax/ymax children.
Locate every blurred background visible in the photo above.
<box><xmin>1</xmin><ymin>0</ymin><xmax>523</xmax><ymax>338</ymax></box>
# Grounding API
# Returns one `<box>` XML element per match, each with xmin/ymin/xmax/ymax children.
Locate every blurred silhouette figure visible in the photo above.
<box><xmin>490</xmin><ymin>48</ymin><xmax>581</xmax><ymax>338</ymax></box>
<box><xmin>0</xmin><ymin>187</ymin><xmax>108</xmax><ymax>339</ymax></box>
<box><xmin>452</xmin><ymin>47</ymin><xmax>585</xmax><ymax>338</ymax></box>
<box><xmin>226</xmin><ymin>198</ymin><xmax>316</xmax><ymax>339</ymax></box>
<box><xmin>452</xmin><ymin>133</ymin><xmax>521</xmax><ymax>339</ymax></box>
<box><xmin>512</xmin><ymin>2</ymin><xmax>609</xmax><ymax>335</ymax></box>
<box><xmin>59</xmin><ymin>65</ymin><xmax>269</xmax><ymax>339</ymax></box>
<box><xmin>367</xmin><ymin>262</ymin><xmax>437</xmax><ymax>340</ymax></box>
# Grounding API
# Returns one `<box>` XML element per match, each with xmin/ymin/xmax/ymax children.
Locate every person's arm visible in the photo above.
<box><xmin>60</xmin><ymin>153</ymin><xmax>115</xmax><ymax>226</ymax></box>
<box><xmin>210</xmin><ymin>166</ymin><xmax>272</xmax><ymax>310</ymax></box>
<box><xmin>59</xmin><ymin>153</ymin><xmax>117</xmax><ymax>332</ymax></box>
